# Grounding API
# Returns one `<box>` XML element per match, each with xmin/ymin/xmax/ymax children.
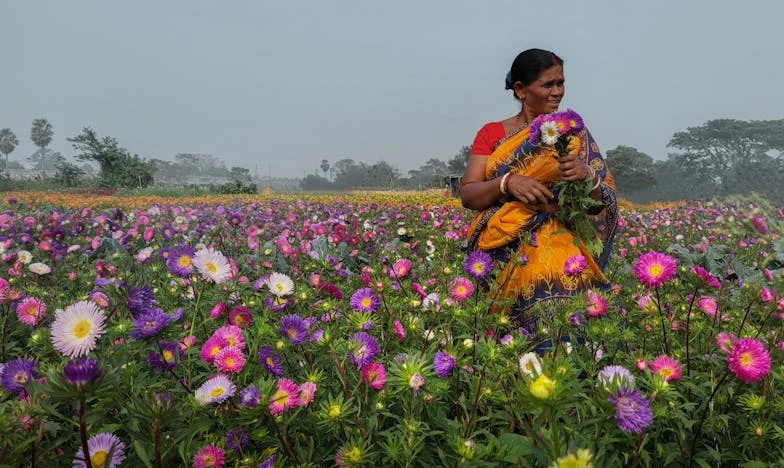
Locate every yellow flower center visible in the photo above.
<box><xmin>360</xmin><ymin>297</ymin><xmax>372</xmax><ymax>308</ymax></box>
<box><xmin>91</xmin><ymin>450</ymin><xmax>108</xmax><ymax>468</ymax></box>
<box><xmin>162</xmin><ymin>350</ymin><xmax>173</xmax><ymax>361</ymax></box>
<box><xmin>226</xmin><ymin>337</ymin><xmax>236</xmax><ymax>347</ymax></box>
<box><xmin>224</xmin><ymin>357</ymin><xmax>235</xmax><ymax>367</ymax></box>
<box><xmin>210</xmin><ymin>346</ymin><xmax>220</xmax><ymax>357</ymax></box>
<box><xmin>272</xmin><ymin>389</ymin><xmax>288</xmax><ymax>406</ymax></box>
<box><xmin>210</xmin><ymin>387</ymin><xmax>225</xmax><ymax>398</ymax></box>
<box><xmin>472</xmin><ymin>263</ymin><xmax>484</xmax><ymax>273</ymax></box>
<box><xmin>26</xmin><ymin>306</ymin><xmax>37</xmax><ymax>316</ymax></box>
<box><xmin>177</xmin><ymin>256</ymin><xmax>191</xmax><ymax>268</ymax></box>
<box><xmin>659</xmin><ymin>367</ymin><xmax>673</xmax><ymax>378</ymax></box>
<box><xmin>206</xmin><ymin>262</ymin><xmax>218</xmax><ymax>274</ymax></box>
<box><xmin>648</xmin><ymin>264</ymin><xmax>663</xmax><ymax>278</ymax></box>
<box><xmin>73</xmin><ymin>320</ymin><xmax>91</xmax><ymax>339</ymax></box>
<box><xmin>455</xmin><ymin>286</ymin><xmax>466</xmax><ymax>296</ymax></box>
<box><xmin>287</xmin><ymin>328</ymin><xmax>297</xmax><ymax>339</ymax></box>
<box><xmin>740</xmin><ymin>352</ymin><xmax>753</xmax><ymax>368</ymax></box>
<box><xmin>266</xmin><ymin>357</ymin><xmax>274</xmax><ymax>367</ymax></box>
<box><xmin>275</xmin><ymin>283</ymin><xmax>285</xmax><ymax>293</ymax></box>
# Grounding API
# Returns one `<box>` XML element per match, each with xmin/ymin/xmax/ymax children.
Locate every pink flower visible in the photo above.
<box><xmin>716</xmin><ymin>332</ymin><xmax>738</xmax><ymax>354</ymax></box>
<box><xmin>635</xmin><ymin>359</ymin><xmax>648</xmax><ymax>371</ymax></box>
<box><xmin>15</xmin><ymin>297</ymin><xmax>46</xmax><ymax>327</ymax></box>
<box><xmin>633</xmin><ymin>251</ymin><xmax>677</xmax><ymax>288</ymax></box>
<box><xmin>362</xmin><ymin>362</ymin><xmax>387</xmax><ymax>390</ymax></box>
<box><xmin>298</xmin><ymin>381</ymin><xmax>317</xmax><ymax>407</ymax></box>
<box><xmin>193</xmin><ymin>444</ymin><xmax>225</xmax><ymax>468</ymax></box>
<box><xmin>563</xmin><ymin>255</ymin><xmax>587</xmax><ymax>276</ymax></box>
<box><xmin>690</xmin><ymin>265</ymin><xmax>720</xmax><ymax>289</ymax></box>
<box><xmin>199</xmin><ymin>336</ymin><xmax>227</xmax><ymax>365</ymax></box>
<box><xmin>448</xmin><ymin>277</ymin><xmax>474</xmax><ymax>303</ymax></box>
<box><xmin>727</xmin><ymin>338</ymin><xmax>771</xmax><ymax>383</ymax></box>
<box><xmin>209</xmin><ymin>302</ymin><xmax>228</xmax><ymax>319</ymax></box>
<box><xmin>213</xmin><ymin>325</ymin><xmax>245</xmax><ymax>350</ymax></box>
<box><xmin>585</xmin><ymin>290</ymin><xmax>607</xmax><ymax>318</ymax></box>
<box><xmin>214</xmin><ymin>347</ymin><xmax>246</xmax><ymax>373</ymax></box>
<box><xmin>650</xmin><ymin>355</ymin><xmax>681</xmax><ymax>382</ymax></box>
<box><xmin>391</xmin><ymin>258</ymin><xmax>412</xmax><ymax>278</ymax></box>
<box><xmin>760</xmin><ymin>288</ymin><xmax>775</xmax><ymax>303</ymax></box>
<box><xmin>697</xmin><ymin>296</ymin><xmax>718</xmax><ymax>317</ymax></box>
<box><xmin>393</xmin><ymin>320</ymin><xmax>406</xmax><ymax>340</ymax></box>
<box><xmin>751</xmin><ymin>216</ymin><xmax>769</xmax><ymax>235</ymax></box>
<box><xmin>269</xmin><ymin>378</ymin><xmax>300</xmax><ymax>416</ymax></box>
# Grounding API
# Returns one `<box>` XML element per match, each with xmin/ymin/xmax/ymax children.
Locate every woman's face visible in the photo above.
<box><xmin>515</xmin><ymin>65</ymin><xmax>565</xmax><ymax>117</ymax></box>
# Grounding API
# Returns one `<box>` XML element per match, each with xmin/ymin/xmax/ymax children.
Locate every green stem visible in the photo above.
<box><xmin>79</xmin><ymin>400</ymin><xmax>93</xmax><ymax>468</ymax></box>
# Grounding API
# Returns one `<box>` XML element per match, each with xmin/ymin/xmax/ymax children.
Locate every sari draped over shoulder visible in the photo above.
<box><xmin>466</xmin><ymin>124</ymin><xmax>618</xmax><ymax>318</ymax></box>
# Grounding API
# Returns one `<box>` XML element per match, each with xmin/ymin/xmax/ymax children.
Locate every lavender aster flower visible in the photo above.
<box><xmin>409</xmin><ymin>372</ymin><xmax>425</xmax><ymax>396</ymax></box>
<box><xmin>127</xmin><ymin>285</ymin><xmax>156</xmax><ymax>316</ymax></box>
<box><xmin>258</xmin><ymin>345</ymin><xmax>284</xmax><ymax>376</ymax></box>
<box><xmin>166</xmin><ymin>245</ymin><xmax>196</xmax><ymax>278</ymax></box>
<box><xmin>464</xmin><ymin>251</ymin><xmax>493</xmax><ymax>279</ymax></box>
<box><xmin>597</xmin><ymin>365</ymin><xmax>634</xmax><ymax>388</ymax></box>
<box><xmin>433</xmin><ymin>351</ymin><xmax>456</xmax><ymax>378</ymax></box>
<box><xmin>1</xmin><ymin>358</ymin><xmax>36</xmax><ymax>393</ymax></box>
<box><xmin>63</xmin><ymin>358</ymin><xmax>103</xmax><ymax>386</ymax></box>
<box><xmin>608</xmin><ymin>388</ymin><xmax>653</xmax><ymax>434</ymax></box>
<box><xmin>347</xmin><ymin>332</ymin><xmax>380</xmax><ymax>369</ymax></box>
<box><xmin>350</xmin><ymin>288</ymin><xmax>381</xmax><ymax>313</ymax></box>
<box><xmin>130</xmin><ymin>308</ymin><xmax>171</xmax><ymax>339</ymax></box>
<box><xmin>258</xmin><ymin>455</ymin><xmax>277</xmax><ymax>468</ymax></box>
<box><xmin>239</xmin><ymin>384</ymin><xmax>262</xmax><ymax>408</ymax></box>
<box><xmin>225</xmin><ymin>428</ymin><xmax>249</xmax><ymax>454</ymax></box>
<box><xmin>280</xmin><ymin>314</ymin><xmax>309</xmax><ymax>345</ymax></box>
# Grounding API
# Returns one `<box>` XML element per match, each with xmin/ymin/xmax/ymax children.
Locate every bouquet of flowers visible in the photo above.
<box><xmin>528</xmin><ymin>109</ymin><xmax>604</xmax><ymax>256</ymax></box>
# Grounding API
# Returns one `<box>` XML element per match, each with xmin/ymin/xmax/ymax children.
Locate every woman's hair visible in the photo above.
<box><xmin>505</xmin><ymin>49</ymin><xmax>564</xmax><ymax>94</ymax></box>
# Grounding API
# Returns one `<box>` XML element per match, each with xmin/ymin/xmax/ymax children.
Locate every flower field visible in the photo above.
<box><xmin>0</xmin><ymin>190</ymin><xmax>782</xmax><ymax>467</ymax></box>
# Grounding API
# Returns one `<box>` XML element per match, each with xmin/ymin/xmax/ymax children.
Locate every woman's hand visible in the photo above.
<box><xmin>557</xmin><ymin>155</ymin><xmax>593</xmax><ymax>182</ymax></box>
<box><xmin>506</xmin><ymin>175</ymin><xmax>553</xmax><ymax>205</ymax></box>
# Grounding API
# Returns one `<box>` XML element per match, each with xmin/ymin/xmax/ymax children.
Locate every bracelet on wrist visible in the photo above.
<box><xmin>591</xmin><ymin>174</ymin><xmax>602</xmax><ymax>191</ymax></box>
<box><xmin>499</xmin><ymin>173</ymin><xmax>511</xmax><ymax>195</ymax></box>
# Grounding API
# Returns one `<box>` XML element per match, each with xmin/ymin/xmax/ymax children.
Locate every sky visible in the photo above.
<box><xmin>2</xmin><ymin>0</ymin><xmax>783</xmax><ymax>179</ymax></box>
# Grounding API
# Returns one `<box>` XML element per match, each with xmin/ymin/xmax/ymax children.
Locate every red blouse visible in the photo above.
<box><xmin>470</xmin><ymin>122</ymin><xmax>507</xmax><ymax>156</ymax></box>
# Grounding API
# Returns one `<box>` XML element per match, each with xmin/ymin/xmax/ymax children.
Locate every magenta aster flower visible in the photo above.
<box><xmin>393</xmin><ymin>320</ymin><xmax>406</xmax><ymax>340</ymax></box>
<box><xmin>258</xmin><ymin>345</ymin><xmax>284</xmax><ymax>376</ymax></box>
<box><xmin>690</xmin><ymin>266</ymin><xmax>720</xmax><ymax>289</ymax></box>
<box><xmin>464</xmin><ymin>251</ymin><xmax>493</xmax><ymax>279</ymax></box>
<box><xmin>213</xmin><ymin>325</ymin><xmax>245</xmax><ymax>349</ymax></box>
<box><xmin>633</xmin><ymin>251</ymin><xmax>677</xmax><ymax>288</ymax></box>
<box><xmin>760</xmin><ymin>287</ymin><xmax>775</xmax><ymax>303</ymax></box>
<box><xmin>347</xmin><ymin>332</ymin><xmax>380</xmax><ymax>369</ymax></box>
<box><xmin>433</xmin><ymin>351</ymin><xmax>456</xmax><ymax>378</ymax></box>
<box><xmin>199</xmin><ymin>336</ymin><xmax>227</xmax><ymax>365</ymax></box>
<box><xmin>563</xmin><ymin>255</ymin><xmax>587</xmax><ymax>276</ymax></box>
<box><xmin>228</xmin><ymin>305</ymin><xmax>252</xmax><ymax>327</ymax></box>
<box><xmin>193</xmin><ymin>444</ymin><xmax>225</xmax><ymax>468</ymax></box>
<box><xmin>716</xmin><ymin>332</ymin><xmax>738</xmax><ymax>354</ymax></box>
<box><xmin>350</xmin><ymin>288</ymin><xmax>381</xmax><ymax>313</ymax></box>
<box><xmin>585</xmin><ymin>290</ymin><xmax>608</xmax><ymax>318</ymax></box>
<box><xmin>209</xmin><ymin>301</ymin><xmax>228</xmax><ymax>319</ymax></box>
<box><xmin>269</xmin><ymin>378</ymin><xmax>300</xmax><ymax>416</ymax></box>
<box><xmin>391</xmin><ymin>258</ymin><xmax>412</xmax><ymax>278</ymax></box>
<box><xmin>697</xmin><ymin>296</ymin><xmax>718</xmax><ymax>317</ymax></box>
<box><xmin>15</xmin><ymin>297</ymin><xmax>45</xmax><ymax>326</ymax></box>
<box><xmin>280</xmin><ymin>314</ymin><xmax>309</xmax><ymax>345</ymax></box>
<box><xmin>214</xmin><ymin>347</ymin><xmax>246</xmax><ymax>373</ymax></box>
<box><xmin>727</xmin><ymin>338</ymin><xmax>771</xmax><ymax>383</ymax></box>
<box><xmin>298</xmin><ymin>381</ymin><xmax>317</xmax><ymax>407</ymax></box>
<box><xmin>449</xmin><ymin>277</ymin><xmax>474</xmax><ymax>303</ymax></box>
<box><xmin>650</xmin><ymin>355</ymin><xmax>681</xmax><ymax>382</ymax></box>
<box><xmin>608</xmin><ymin>388</ymin><xmax>653</xmax><ymax>434</ymax></box>
<box><xmin>362</xmin><ymin>362</ymin><xmax>387</xmax><ymax>390</ymax></box>
<box><xmin>751</xmin><ymin>216</ymin><xmax>769</xmax><ymax>235</ymax></box>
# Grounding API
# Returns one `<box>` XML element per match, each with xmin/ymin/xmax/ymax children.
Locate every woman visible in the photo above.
<box><xmin>460</xmin><ymin>48</ymin><xmax>618</xmax><ymax>329</ymax></box>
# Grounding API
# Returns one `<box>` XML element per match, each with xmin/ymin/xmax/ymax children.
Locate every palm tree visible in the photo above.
<box><xmin>30</xmin><ymin>118</ymin><xmax>54</xmax><ymax>171</ymax></box>
<box><xmin>0</xmin><ymin>128</ymin><xmax>19</xmax><ymax>171</ymax></box>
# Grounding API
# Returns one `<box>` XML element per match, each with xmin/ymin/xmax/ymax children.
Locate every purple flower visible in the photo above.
<box><xmin>225</xmin><ymin>428</ymin><xmax>249</xmax><ymax>454</ymax></box>
<box><xmin>433</xmin><ymin>351</ymin><xmax>456</xmax><ymax>378</ymax></box>
<box><xmin>597</xmin><ymin>365</ymin><xmax>634</xmax><ymax>388</ymax></box>
<box><xmin>239</xmin><ymin>384</ymin><xmax>262</xmax><ymax>408</ymax></box>
<box><xmin>347</xmin><ymin>332</ymin><xmax>380</xmax><ymax>369</ymax></box>
<box><xmin>1</xmin><ymin>358</ymin><xmax>36</xmax><ymax>393</ymax></box>
<box><xmin>258</xmin><ymin>455</ymin><xmax>277</xmax><ymax>468</ymax></box>
<box><xmin>166</xmin><ymin>245</ymin><xmax>196</xmax><ymax>278</ymax></box>
<box><xmin>350</xmin><ymin>288</ymin><xmax>381</xmax><ymax>313</ymax></box>
<box><xmin>561</xmin><ymin>108</ymin><xmax>584</xmax><ymax>133</ymax></box>
<box><xmin>264</xmin><ymin>295</ymin><xmax>291</xmax><ymax>312</ymax></box>
<box><xmin>569</xmin><ymin>312</ymin><xmax>585</xmax><ymax>327</ymax></box>
<box><xmin>409</xmin><ymin>372</ymin><xmax>425</xmax><ymax>395</ymax></box>
<box><xmin>127</xmin><ymin>285</ymin><xmax>156</xmax><ymax>316</ymax></box>
<box><xmin>280</xmin><ymin>315</ymin><xmax>309</xmax><ymax>345</ymax></box>
<box><xmin>130</xmin><ymin>308</ymin><xmax>171</xmax><ymax>339</ymax></box>
<box><xmin>63</xmin><ymin>358</ymin><xmax>103</xmax><ymax>386</ymax></box>
<box><xmin>258</xmin><ymin>346</ymin><xmax>284</xmax><ymax>376</ymax></box>
<box><xmin>160</xmin><ymin>224</ymin><xmax>176</xmax><ymax>240</ymax></box>
<box><xmin>608</xmin><ymin>388</ymin><xmax>653</xmax><ymax>434</ymax></box>
<box><xmin>148</xmin><ymin>341</ymin><xmax>183</xmax><ymax>371</ymax></box>
<box><xmin>464</xmin><ymin>251</ymin><xmax>493</xmax><ymax>279</ymax></box>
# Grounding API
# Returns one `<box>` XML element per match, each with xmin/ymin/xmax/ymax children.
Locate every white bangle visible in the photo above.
<box><xmin>591</xmin><ymin>174</ymin><xmax>602</xmax><ymax>191</ymax></box>
<box><xmin>499</xmin><ymin>173</ymin><xmax>511</xmax><ymax>195</ymax></box>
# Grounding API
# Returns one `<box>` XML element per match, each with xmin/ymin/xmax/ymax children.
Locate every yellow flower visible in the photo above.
<box><xmin>529</xmin><ymin>374</ymin><xmax>556</xmax><ymax>399</ymax></box>
<box><xmin>551</xmin><ymin>449</ymin><xmax>594</xmax><ymax>468</ymax></box>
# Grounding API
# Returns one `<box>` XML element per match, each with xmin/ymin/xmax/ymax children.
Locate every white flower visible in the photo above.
<box><xmin>265</xmin><ymin>272</ymin><xmax>295</xmax><ymax>297</ymax></box>
<box><xmin>29</xmin><ymin>262</ymin><xmax>51</xmax><ymax>275</ymax></box>
<box><xmin>397</xmin><ymin>227</ymin><xmax>407</xmax><ymax>236</ymax></box>
<box><xmin>519</xmin><ymin>352</ymin><xmax>543</xmax><ymax>376</ymax></box>
<box><xmin>17</xmin><ymin>250</ymin><xmax>32</xmax><ymax>264</ymax></box>
<box><xmin>192</xmin><ymin>248</ymin><xmax>232</xmax><ymax>283</ymax></box>
<box><xmin>50</xmin><ymin>301</ymin><xmax>106</xmax><ymax>358</ymax></box>
<box><xmin>539</xmin><ymin>120</ymin><xmax>561</xmax><ymax>145</ymax></box>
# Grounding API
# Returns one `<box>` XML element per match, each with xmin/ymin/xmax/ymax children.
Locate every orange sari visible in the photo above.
<box><xmin>466</xmin><ymin>125</ymin><xmax>618</xmax><ymax>317</ymax></box>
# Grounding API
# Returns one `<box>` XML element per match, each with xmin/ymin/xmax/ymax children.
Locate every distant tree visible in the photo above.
<box><xmin>667</xmin><ymin>119</ymin><xmax>784</xmax><ymax>190</ymax></box>
<box><xmin>320</xmin><ymin>159</ymin><xmax>330</xmax><ymax>179</ymax></box>
<box><xmin>68</xmin><ymin>127</ymin><xmax>155</xmax><ymax>188</ymax></box>
<box><xmin>0</xmin><ymin>128</ymin><xmax>19</xmax><ymax>170</ymax></box>
<box><xmin>604</xmin><ymin>145</ymin><xmax>657</xmax><ymax>193</ymax></box>
<box><xmin>300</xmin><ymin>174</ymin><xmax>333</xmax><ymax>191</ymax></box>
<box><xmin>30</xmin><ymin>118</ymin><xmax>54</xmax><ymax>171</ymax></box>
<box><xmin>447</xmin><ymin>145</ymin><xmax>471</xmax><ymax>174</ymax></box>
<box><xmin>230</xmin><ymin>166</ymin><xmax>251</xmax><ymax>182</ymax></box>
<box><xmin>6</xmin><ymin>161</ymin><xmax>24</xmax><ymax>170</ymax></box>
<box><xmin>54</xmin><ymin>160</ymin><xmax>85</xmax><ymax>187</ymax></box>
<box><xmin>29</xmin><ymin>149</ymin><xmax>62</xmax><ymax>172</ymax></box>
